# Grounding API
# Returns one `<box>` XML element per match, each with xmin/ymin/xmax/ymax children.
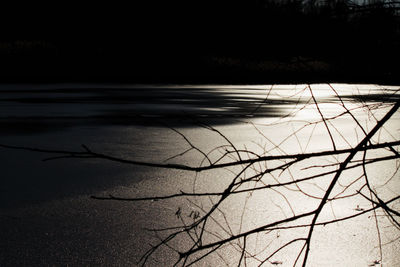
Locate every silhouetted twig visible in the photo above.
<box><xmin>1</xmin><ymin>84</ymin><xmax>399</xmax><ymax>266</ymax></box>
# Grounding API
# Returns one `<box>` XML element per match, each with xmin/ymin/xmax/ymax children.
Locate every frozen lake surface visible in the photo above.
<box><xmin>0</xmin><ymin>84</ymin><xmax>399</xmax><ymax>266</ymax></box>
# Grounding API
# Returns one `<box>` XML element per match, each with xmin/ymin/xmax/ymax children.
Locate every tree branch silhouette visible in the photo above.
<box><xmin>1</xmin><ymin>84</ymin><xmax>399</xmax><ymax>266</ymax></box>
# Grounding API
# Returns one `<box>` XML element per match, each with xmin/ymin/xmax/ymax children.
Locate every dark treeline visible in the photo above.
<box><xmin>1</xmin><ymin>0</ymin><xmax>399</xmax><ymax>84</ymax></box>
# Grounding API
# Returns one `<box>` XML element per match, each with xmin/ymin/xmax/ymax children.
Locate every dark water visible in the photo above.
<box><xmin>0</xmin><ymin>83</ymin><xmax>399</xmax><ymax>266</ymax></box>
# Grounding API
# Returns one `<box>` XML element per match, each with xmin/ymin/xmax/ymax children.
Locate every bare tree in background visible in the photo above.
<box><xmin>1</xmin><ymin>84</ymin><xmax>399</xmax><ymax>266</ymax></box>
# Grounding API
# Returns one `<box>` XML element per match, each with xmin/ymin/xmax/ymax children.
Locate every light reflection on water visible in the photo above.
<box><xmin>0</xmin><ymin>83</ymin><xmax>397</xmax><ymax>121</ymax></box>
<box><xmin>0</xmin><ymin>83</ymin><xmax>399</xmax><ymax>266</ymax></box>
